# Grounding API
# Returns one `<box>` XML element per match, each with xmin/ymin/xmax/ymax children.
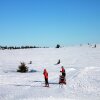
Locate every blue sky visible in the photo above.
<box><xmin>0</xmin><ymin>0</ymin><xmax>100</xmax><ymax>47</ymax></box>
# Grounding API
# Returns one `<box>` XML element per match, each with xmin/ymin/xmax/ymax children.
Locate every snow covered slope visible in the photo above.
<box><xmin>0</xmin><ymin>45</ymin><xmax>100</xmax><ymax>100</ymax></box>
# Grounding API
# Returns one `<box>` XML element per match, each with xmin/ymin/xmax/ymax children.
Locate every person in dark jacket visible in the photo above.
<box><xmin>43</xmin><ymin>69</ymin><xmax>49</xmax><ymax>87</ymax></box>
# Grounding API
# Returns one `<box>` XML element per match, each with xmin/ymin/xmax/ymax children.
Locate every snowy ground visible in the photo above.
<box><xmin>0</xmin><ymin>45</ymin><xmax>100</xmax><ymax>100</ymax></box>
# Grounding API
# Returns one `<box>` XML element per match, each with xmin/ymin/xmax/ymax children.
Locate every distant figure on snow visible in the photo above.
<box><xmin>43</xmin><ymin>69</ymin><xmax>49</xmax><ymax>87</ymax></box>
<box><xmin>55</xmin><ymin>59</ymin><xmax>60</xmax><ymax>65</ymax></box>
<box><xmin>60</xmin><ymin>66</ymin><xmax>66</xmax><ymax>78</ymax></box>
<box><xmin>59</xmin><ymin>66</ymin><xmax>66</xmax><ymax>85</ymax></box>
<box><xmin>29</xmin><ymin>61</ymin><xmax>32</xmax><ymax>64</ymax></box>
<box><xmin>94</xmin><ymin>44</ymin><xmax>96</xmax><ymax>48</ymax></box>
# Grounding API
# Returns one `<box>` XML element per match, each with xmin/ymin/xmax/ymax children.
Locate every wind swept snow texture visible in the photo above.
<box><xmin>0</xmin><ymin>45</ymin><xmax>100</xmax><ymax>100</ymax></box>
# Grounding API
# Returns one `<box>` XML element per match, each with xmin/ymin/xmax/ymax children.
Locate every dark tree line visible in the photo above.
<box><xmin>0</xmin><ymin>44</ymin><xmax>61</xmax><ymax>50</ymax></box>
<box><xmin>0</xmin><ymin>45</ymin><xmax>49</xmax><ymax>50</ymax></box>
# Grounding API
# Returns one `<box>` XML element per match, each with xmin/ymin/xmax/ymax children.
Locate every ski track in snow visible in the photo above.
<box><xmin>0</xmin><ymin>45</ymin><xmax>100</xmax><ymax>100</ymax></box>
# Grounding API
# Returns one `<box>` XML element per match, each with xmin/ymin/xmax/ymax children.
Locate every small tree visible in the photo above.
<box><xmin>17</xmin><ymin>62</ymin><xmax>28</xmax><ymax>73</ymax></box>
<box><xmin>56</xmin><ymin>44</ymin><xmax>60</xmax><ymax>48</ymax></box>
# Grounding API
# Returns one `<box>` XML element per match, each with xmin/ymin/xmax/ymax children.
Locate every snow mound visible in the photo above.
<box><xmin>0</xmin><ymin>46</ymin><xmax>100</xmax><ymax>100</ymax></box>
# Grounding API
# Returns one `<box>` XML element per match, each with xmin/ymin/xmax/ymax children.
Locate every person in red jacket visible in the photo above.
<box><xmin>43</xmin><ymin>69</ymin><xmax>49</xmax><ymax>87</ymax></box>
<box><xmin>60</xmin><ymin>66</ymin><xmax>66</xmax><ymax>77</ymax></box>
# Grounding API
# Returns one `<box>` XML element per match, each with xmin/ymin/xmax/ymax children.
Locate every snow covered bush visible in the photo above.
<box><xmin>17</xmin><ymin>62</ymin><xmax>28</xmax><ymax>73</ymax></box>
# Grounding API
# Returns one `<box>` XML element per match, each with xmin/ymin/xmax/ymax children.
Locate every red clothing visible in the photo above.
<box><xmin>60</xmin><ymin>67</ymin><xmax>66</xmax><ymax>77</ymax></box>
<box><xmin>60</xmin><ymin>67</ymin><xmax>65</xmax><ymax>73</ymax></box>
<box><xmin>43</xmin><ymin>69</ymin><xmax>48</xmax><ymax>79</ymax></box>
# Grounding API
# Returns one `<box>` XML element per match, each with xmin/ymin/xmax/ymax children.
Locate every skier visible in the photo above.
<box><xmin>43</xmin><ymin>69</ymin><xmax>49</xmax><ymax>87</ymax></box>
<box><xmin>60</xmin><ymin>66</ymin><xmax>66</xmax><ymax>78</ymax></box>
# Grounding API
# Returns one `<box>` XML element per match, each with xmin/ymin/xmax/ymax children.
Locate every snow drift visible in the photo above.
<box><xmin>0</xmin><ymin>45</ymin><xmax>100</xmax><ymax>100</ymax></box>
